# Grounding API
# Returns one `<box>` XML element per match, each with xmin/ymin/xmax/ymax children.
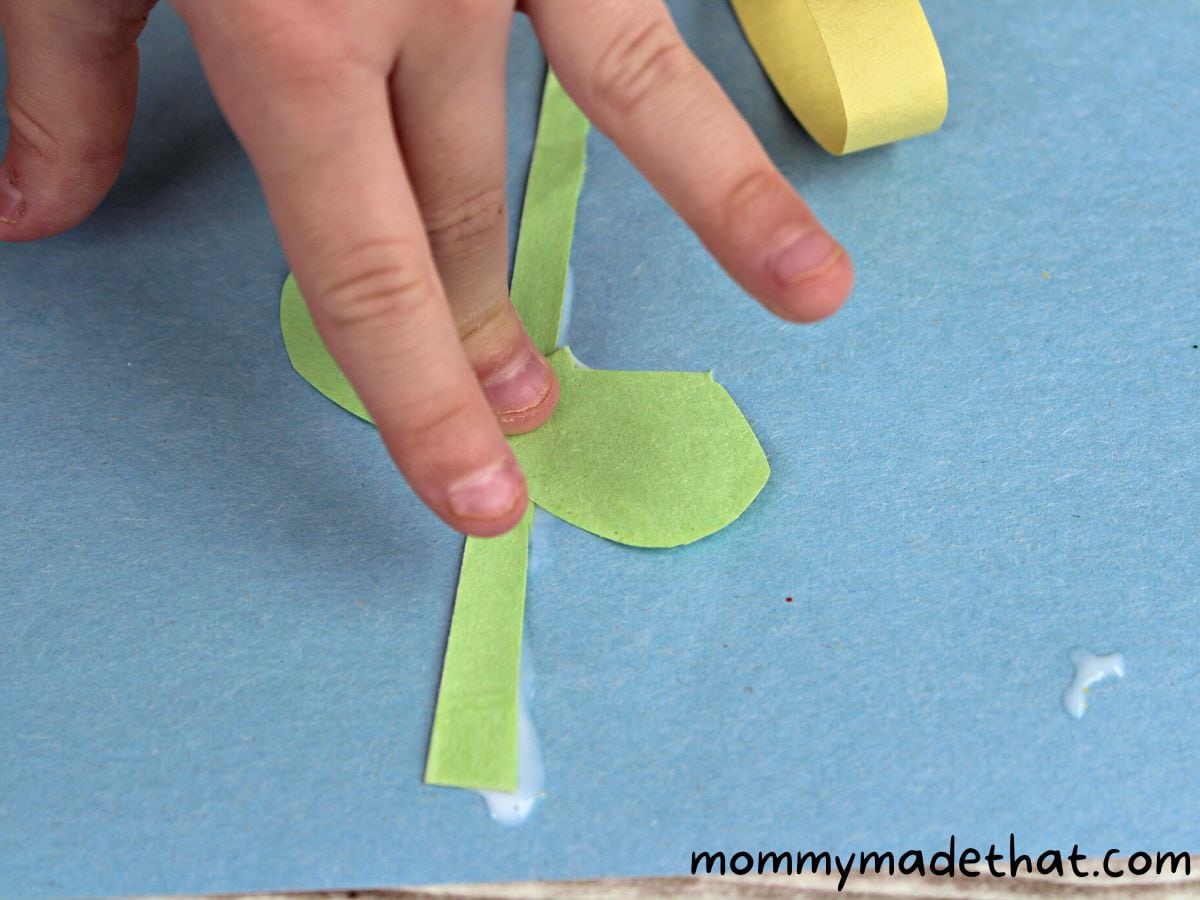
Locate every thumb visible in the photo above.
<box><xmin>0</xmin><ymin>0</ymin><xmax>155</xmax><ymax>240</ymax></box>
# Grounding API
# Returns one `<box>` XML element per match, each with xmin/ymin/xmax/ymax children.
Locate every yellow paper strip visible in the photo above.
<box><xmin>730</xmin><ymin>0</ymin><xmax>948</xmax><ymax>155</ymax></box>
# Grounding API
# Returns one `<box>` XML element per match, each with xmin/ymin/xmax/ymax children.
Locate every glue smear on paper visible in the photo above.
<box><xmin>478</xmin><ymin>629</ymin><xmax>544</xmax><ymax>824</ymax></box>
<box><xmin>475</xmin><ymin>508</ymin><xmax>554</xmax><ymax>825</ymax></box>
<box><xmin>475</xmin><ymin>277</ymin><xmax>567</xmax><ymax>826</ymax></box>
<box><xmin>1062</xmin><ymin>648</ymin><xmax>1125</xmax><ymax>719</ymax></box>
<box><xmin>556</xmin><ymin>266</ymin><xmax>575</xmax><ymax>350</ymax></box>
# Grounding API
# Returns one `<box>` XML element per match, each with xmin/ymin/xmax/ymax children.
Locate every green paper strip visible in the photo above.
<box><xmin>510</xmin><ymin>71</ymin><xmax>589</xmax><ymax>354</ymax></box>
<box><xmin>425</xmin><ymin>504</ymin><xmax>533</xmax><ymax>792</ymax></box>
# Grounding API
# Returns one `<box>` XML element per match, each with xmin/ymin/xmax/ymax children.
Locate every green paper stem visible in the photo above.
<box><xmin>510</xmin><ymin>71</ymin><xmax>589</xmax><ymax>354</ymax></box>
<box><xmin>423</xmin><ymin>71</ymin><xmax>589</xmax><ymax>794</ymax></box>
<box><xmin>425</xmin><ymin>504</ymin><xmax>533</xmax><ymax>792</ymax></box>
<box><xmin>280</xmin><ymin>65</ymin><xmax>770</xmax><ymax>796</ymax></box>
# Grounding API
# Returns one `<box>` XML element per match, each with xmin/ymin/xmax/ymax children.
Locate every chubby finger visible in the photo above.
<box><xmin>392</xmin><ymin>10</ymin><xmax>558</xmax><ymax>434</ymax></box>
<box><xmin>180</xmin><ymin>9</ymin><xmax>527</xmax><ymax>536</ymax></box>
<box><xmin>526</xmin><ymin>0</ymin><xmax>854</xmax><ymax>323</ymax></box>
<box><xmin>0</xmin><ymin>0</ymin><xmax>155</xmax><ymax>240</ymax></box>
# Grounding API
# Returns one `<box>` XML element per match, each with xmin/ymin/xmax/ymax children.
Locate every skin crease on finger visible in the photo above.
<box><xmin>3</xmin><ymin>0</ymin><xmax>853</xmax><ymax>538</ymax></box>
<box><xmin>0</xmin><ymin>0</ymin><xmax>158</xmax><ymax>238</ymax></box>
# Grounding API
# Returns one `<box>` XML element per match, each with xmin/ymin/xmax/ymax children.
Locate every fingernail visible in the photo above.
<box><xmin>0</xmin><ymin>171</ymin><xmax>24</xmax><ymax>224</ymax></box>
<box><xmin>447</xmin><ymin>461</ymin><xmax>523</xmax><ymax>521</ymax></box>
<box><xmin>771</xmin><ymin>229</ymin><xmax>842</xmax><ymax>285</ymax></box>
<box><xmin>482</xmin><ymin>349</ymin><xmax>553</xmax><ymax>417</ymax></box>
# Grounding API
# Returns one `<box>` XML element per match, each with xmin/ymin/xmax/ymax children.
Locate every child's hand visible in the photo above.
<box><xmin>0</xmin><ymin>0</ymin><xmax>854</xmax><ymax>536</ymax></box>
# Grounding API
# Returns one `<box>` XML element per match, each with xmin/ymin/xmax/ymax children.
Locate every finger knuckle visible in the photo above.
<box><xmin>455</xmin><ymin>291</ymin><xmax>510</xmax><ymax>344</ymax></box>
<box><xmin>591</xmin><ymin>18</ymin><xmax>694</xmax><ymax>119</ymax></box>
<box><xmin>5</xmin><ymin>88</ymin><xmax>126</xmax><ymax>170</ymax></box>
<box><xmin>250</xmin><ymin>32</ymin><xmax>353</xmax><ymax>93</ymax></box>
<box><xmin>432</xmin><ymin>0</ymin><xmax>495</xmax><ymax>32</ymax></box>
<box><xmin>317</xmin><ymin>239</ymin><xmax>432</xmax><ymax>333</ymax></box>
<box><xmin>423</xmin><ymin>186</ymin><xmax>506</xmax><ymax>264</ymax></box>
<box><xmin>402</xmin><ymin>392</ymin><xmax>478</xmax><ymax>448</ymax></box>
<box><xmin>203</xmin><ymin>3</ymin><xmax>368</xmax><ymax>100</ymax></box>
<box><xmin>4</xmin><ymin>90</ymin><xmax>57</xmax><ymax>163</ymax></box>
<box><xmin>197</xmin><ymin>2</ymin><xmax>305</xmax><ymax>59</ymax></box>
<box><xmin>719</xmin><ymin>166</ymin><xmax>787</xmax><ymax>226</ymax></box>
<box><xmin>86</xmin><ymin>1</ymin><xmax>156</xmax><ymax>56</ymax></box>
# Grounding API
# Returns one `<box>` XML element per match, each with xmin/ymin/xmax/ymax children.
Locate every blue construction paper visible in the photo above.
<box><xmin>2</xmin><ymin>3</ymin><xmax>1199</xmax><ymax>896</ymax></box>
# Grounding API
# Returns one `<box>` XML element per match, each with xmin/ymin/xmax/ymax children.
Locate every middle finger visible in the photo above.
<box><xmin>391</xmin><ymin>3</ymin><xmax>558</xmax><ymax>435</ymax></box>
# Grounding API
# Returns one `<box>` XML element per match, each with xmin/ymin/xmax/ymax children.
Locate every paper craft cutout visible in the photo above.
<box><xmin>281</xmin><ymin>289</ymin><xmax>768</xmax><ymax>549</ymax></box>
<box><xmin>281</xmin><ymin>275</ymin><xmax>368</xmax><ymax>421</ymax></box>
<box><xmin>729</xmin><ymin>0</ymin><xmax>948</xmax><ymax>155</ymax></box>
<box><xmin>425</xmin><ymin>506</ymin><xmax>532</xmax><ymax>791</ymax></box>
<box><xmin>509</xmin><ymin>73</ymin><xmax>589</xmax><ymax>356</ymax></box>
<box><xmin>280</xmin><ymin>72</ymin><xmax>769</xmax><ymax>792</ymax></box>
<box><xmin>512</xmin><ymin>349</ymin><xmax>768</xmax><ymax>548</ymax></box>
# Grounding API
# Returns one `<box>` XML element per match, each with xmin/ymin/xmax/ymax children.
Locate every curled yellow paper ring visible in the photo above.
<box><xmin>730</xmin><ymin>0</ymin><xmax>948</xmax><ymax>155</ymax></box>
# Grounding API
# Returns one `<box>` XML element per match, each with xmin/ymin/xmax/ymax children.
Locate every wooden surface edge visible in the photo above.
<box><xmin>135</xmin><ymin>859</ymin><xmax>1200</xmax><ymax>900</ymax></box>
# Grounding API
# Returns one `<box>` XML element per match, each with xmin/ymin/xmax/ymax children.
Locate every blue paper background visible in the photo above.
<box><xmin>2</xmin><ymin>2</ymin><xmax>1198</xmax><ymax>895</ymax></box>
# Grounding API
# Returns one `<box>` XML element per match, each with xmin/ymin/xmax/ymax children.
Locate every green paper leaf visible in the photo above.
<box><xmin>513</xmin><ymin>348</ymin><xmax>770</xmax><ymax>548</ymax></box>
<box><xmin>425</xmin><ymin>505</ymin><xmax>532</xmax><ymax>792</ymax></box>
<box><xmin>281</xmin><ymin>273</ymin><xmax>370</xmax><ymax>422</ymax></box>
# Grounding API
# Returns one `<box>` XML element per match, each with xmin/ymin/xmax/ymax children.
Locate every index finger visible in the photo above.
<box><xmin>183</xmin><ymin>12</ymin><xmax>529</xmax><ymax>536</ymax></box>
<box><xmin>527</xmin><ymin>0</ymin><xmax>854</xmax><ymax>323</ymax></box>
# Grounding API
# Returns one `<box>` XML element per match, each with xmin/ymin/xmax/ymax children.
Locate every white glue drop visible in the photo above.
<box><xmin>555</xmin><ymin>266</ymin><xmax>575</xmax><ymax>348</ymax></box>
<box><xmin>477</xmin><ymin>640</ymin><xmax>544</xmax><ymax>825</ymax></box>
<box><xmin>553</xmin><ymin>266</ymin><xmax>589</xmax><ymax>369</ymax></box>
<box><xmin>1062</xmin><ymin>648</ymin><xmax>1125</xmax><ymax>719</ymax></box>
